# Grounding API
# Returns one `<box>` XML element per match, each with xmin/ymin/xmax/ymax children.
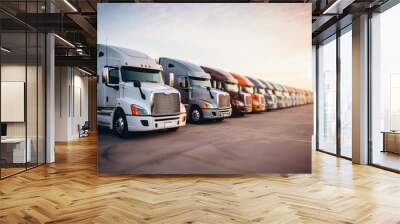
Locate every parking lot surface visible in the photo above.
<box><xmin>98</xmin><ymin>105</ymin><xmax>313</xmax><ymax>174</ymax></box>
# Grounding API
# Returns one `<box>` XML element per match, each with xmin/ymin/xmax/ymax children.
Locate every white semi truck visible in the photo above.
<box><xmin>97</xmin><ymin>45</ymin><xmax>186</xmax><ymax>137</ymax></box>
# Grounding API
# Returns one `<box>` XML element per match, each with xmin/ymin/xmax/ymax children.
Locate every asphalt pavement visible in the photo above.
<box><xmin>98</xmin><ymin>104</ymin><xmax>313</xmax><ymax>174</ymax></box>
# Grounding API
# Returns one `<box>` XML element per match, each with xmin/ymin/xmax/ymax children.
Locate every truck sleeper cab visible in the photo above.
<box><xmin>230</xmin><ymin>72</ymin><xmax>265</xmax><ymax>113</ymax></box>
<box><xmin>282</xmin><ymin>85</ymin><xmax>294</xmax><ymax>107</ymax></box>
<box><xmin>259</xmin><ymin>79</ymin><xmax>278</xmax><ymax>110</ymax></box>
<box><xmin>97</xmin><ymin>45</ymin><xmax>186</xmax><ymax>137</ymax></box>
<box><xmin>201</xmin><ymin>66</ymin><xmax>252</xmax><ymax>115</ymax></box>
<box><xmin>159</xmin><ymin>58</ymin><xmax>231</xmax><ymax>124</ymax></box>
<box><xmin>289</xmin><ymin>87</ymin><xmax>299</xmax><ymax>106</ymax></box>
<box><xmin>280</xmin><ymin>85</ymin><xmax>293</xmax><ymax>107</ymax></box>
<box><xmin>270</xmin><ymin>82</ymin><xmax>287</xmax><ymax>108</ymax></box>
<box><xmin>246</xmin><ymin>76</ymin><xmax>273</xmax><ymax>111</ymax></box>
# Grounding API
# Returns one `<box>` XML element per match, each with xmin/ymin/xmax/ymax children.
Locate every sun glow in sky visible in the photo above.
<box><xmin>98</xmin><ymin>3</ymin><xmax>312</xmax><ymax>90</ymax></box>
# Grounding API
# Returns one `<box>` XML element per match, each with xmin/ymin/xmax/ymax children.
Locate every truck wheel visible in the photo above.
<box><xmin>189</xmin><ymin>106</ymin><xmax>203</xmax><ymax>124</ymax></box>
<box><xmin>216</xmin><ymin>118</ymin><xmax>224</xmax><ymax>122</ymax></box>
<box><xmin>114</xmin><ymin>113</ymin><xmax>128</xmax><ymax>138</ymax></box>
<box><xmin>167</xmin><ymin>127</ymin><xmax>179</xmax><ymax>132</ymax></box>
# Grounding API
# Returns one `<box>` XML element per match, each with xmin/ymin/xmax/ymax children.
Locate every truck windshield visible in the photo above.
<box><xmin>121</xmin><ymin>66</ymin><xmax>163</xmax><ymax>84</ymax></box>
<box><xmin>258</xmin><ymin>88</ymin><xmax>266</xmax><ymax>94</ymax></box>
<box><xmin>224</xmin><ymin>82</ymin><xmax>239</xmax><ymax>92</ymax></box>
<box><xmin>241</xmin><ymin>86</ymin><xmax>254</xmax><ymax>94</ymax></box>
<box><xmin>189</xmin><ymin>77</ymin><xmax>211</xmax><ymax>88</ymax></box>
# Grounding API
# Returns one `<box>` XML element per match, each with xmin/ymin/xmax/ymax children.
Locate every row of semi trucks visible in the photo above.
<box><xmin>97</xmin><ymin>45</ymin><xmax>314</xmax><ymax>137</ymax></box>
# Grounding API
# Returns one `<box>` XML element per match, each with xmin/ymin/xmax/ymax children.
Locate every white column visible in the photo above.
<box><xmin>46</xmin><ymin>33</ymin><xmax>55</xmax><ymax>163</ymax></box>
<box><xmin>352</xmin><ymin>14</ymin><xmax>369</xmax><ymax>164</ymax></box>
<box><xmin>45</xmin><ymin>0</ymin><xmax>55</xmax><ymax>163</ymax></box>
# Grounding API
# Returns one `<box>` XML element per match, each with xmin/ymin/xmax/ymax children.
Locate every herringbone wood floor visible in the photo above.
<box><xmin>1</xmin><ymin>135</ymin><xmax>400</xmax><ymax>223</ymax></box>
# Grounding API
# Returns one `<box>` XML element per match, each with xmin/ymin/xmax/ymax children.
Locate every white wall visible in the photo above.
<box><xmin>54</xmin><ymin>67</ymin><xmax>89</xmax><ymax>141</ymax></box>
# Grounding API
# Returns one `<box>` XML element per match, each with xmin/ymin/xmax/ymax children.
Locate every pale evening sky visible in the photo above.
<box><xmin>98</xmin><ymin>3</ymin><xmax>312</xmax><ymax>90</ymax></box>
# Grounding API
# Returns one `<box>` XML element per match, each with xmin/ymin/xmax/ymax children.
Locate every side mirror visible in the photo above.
<box><xmin>206</xmin><ymin>86</ymin><xmax>211</xmax><ymax>91</ymax></box>
<box><xmin>102</xmin><ymin>67</ymin><xmax>109</xmax><ymax>83</ymax></box>
<box><xmin>185</xmin><ymin>78</ymin><xmax>189</xmax><ymax>88</ymax></box>
<box><xmin>133</xmin><ymin>80</ymin><xmax>141</xmax><ymax>88</ymax></box>
<box><xmin>133</xmin><ymin>80</ymin><xmax>145</xmax><ymax>100</ymax></box>
<box><xmin>178</xmin><ymin>78</ymin><xmax>188</xmax><ymax>88</ymax></box>
<box><xmin>169</xmin><ymin>72</ymin><xmax>174</xmax><ymax>86</ymax></box>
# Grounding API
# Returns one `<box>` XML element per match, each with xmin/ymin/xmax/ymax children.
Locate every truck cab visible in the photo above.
<box><xmin>246</xmin><ymin>76</ymin><xmax>274</xmax><ymax>111</ymax></box>
<box><xmin>230</xmin><ymin>72</ymin><xmax>266</xmax><ymax>113</ymax></box>
<box><xmin>201</xmin><ymin>66</ymin><xmax>252</xmax><ymax>115</ymax></box>
<box><xmin>269</xmin><ymin>82</ymin><xmax>286</xmax><ymax>108</ymax></box>
<box><xmin>282</xmin><ymin>85</ymin><xmax>296</xmax><ymax>107</ymax></box>
<box><xmin>280</xmin><ymin>85</ymin><xmax>293</xmax><ymax>107</ymax></box>
<box><xmin>259</xmin><ymin>79</ymin><xmax>278</xmax><ymax>110</ymax></box>
<box><xmin>159</xmin><ymin>58</ymin><xmax>231</xmax><ymax>123</ymax></box>
<box><xmin>97</xmin><ymin>45</ymin><xmax>186</xmax><ymax>137</ymax></box>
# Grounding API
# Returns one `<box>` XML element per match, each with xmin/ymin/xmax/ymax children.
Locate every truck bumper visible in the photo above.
<box><xmin>126</xmin><ymin>114</ymin><xmax>184</xmax><ymax>132</ymax></box>
<box><xmin>252</xmin><ymin>103</ymin><xmax>266</xmax><ymax>112</ymax></box>
<box><xmin>266</xmin><ymin>101</ymin><xmax>276</xmax><ymax>110</ymax></box>
<box><xmin>202</xmin><ymin>108</ymin><xmax>232</xmax><ymax>119</ymax></box>
<box><xmin>232</xmin><ymin>105</ymin><xmax>252</xmax><ymax>114</ymax></box>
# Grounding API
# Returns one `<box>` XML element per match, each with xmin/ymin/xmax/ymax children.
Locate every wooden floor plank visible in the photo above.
<box><xmin>0</xmin><ymin>136</ymin><xmax>399</xmax><ymax>223</ymax></box>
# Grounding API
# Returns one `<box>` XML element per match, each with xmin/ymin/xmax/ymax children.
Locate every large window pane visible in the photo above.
<box><xmin>340</xmin><ymin>28</ymin><xmax>352</xmax><ymax>158</ymax></box>
<box><xmin>371</xmin><ymin>3</ymin><xmax>400</xmax><ymax>171</ymax></box>
<box><xmin>318</xmin><ymin>36</ymin><xmax>337</xmax><ymax>154</ymax></box>
<box><xmin>1</xmin><ymin>31</ymin><xmax>27</xmax><ymax>177</ymax></box>
<box><xmin>27</xmin><ymin>31</ymin><xmax>38</xmax><ymax>169</ymax></box>
<box><xmin>0</xmin><ymin>0</ymin><xmax>46</xmax><ymax>179</ymax></box>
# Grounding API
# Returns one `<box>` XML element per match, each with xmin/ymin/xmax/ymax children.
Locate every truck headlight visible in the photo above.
<box><xmin>130</xmin><ymin>104</ymin><xmax>148</xmax><ymax>116</ymax></box>
<box><xmin>200</xmin><ymin>102</ymin><xmax>213</xmax><ymax>109</ymax></box>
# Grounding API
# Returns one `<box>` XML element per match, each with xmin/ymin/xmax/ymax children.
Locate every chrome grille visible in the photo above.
<box><xmin>245</xmin><ymin>95</ymin><xmax>252</xmax><ymax>106</ymax></box>
<box><xmin>152</xmin><ymin>93</ymin><xmax>180</xmax><ymax>116</ymax></box>
<box><xmin>218</xmin><ymin>94</ymin><xmax>230</xmax><ymax>108</ymax></box>
<box><xmin>259</xmin><ymin>95</ymin><xmax>265</xmax><ymax>105</ymax></box>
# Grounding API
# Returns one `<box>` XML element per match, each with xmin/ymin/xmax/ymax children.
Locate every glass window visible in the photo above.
<box><xmin>108</xmin><ymin>68</ymin><xmax>120</xmax><ymax>84</ymax></box>
<box><xmin>317</xmin><ymin>36</ymin><xmax>337</xmax><ymax>154</ymax></box>
<box><xmin>121</xmin><ymin>67</ymin><xmax>163</xmax><ymax>84</ymax></box>
<box><xmin>224</xmin><ymin>82</ymin><xmax>238</xmax><ymax>92</ymax></box>
<box><xmin>340</xmin><ymin>28</ymin><xmax>352</xmax><ymax>158</ymax></box>
<box><xmin>0</xmin><ymin>2</ymin><xmax>46</xmax><ymax>178</ymax></box>
<box><xmin>27</xmin><ymin>31</ymin><xmax>38</xmax><ymax>169</ymax></box>
<box><xmin>189</xmin><ymin>77</ymin><xmax>211</xmax><ymax>88</ymax></box>
<box><xmin>1</xmin><ymin>31</ymin><xmax>28</xmax><ymax>177</ymax></box>
<box><xmin>371</xmin><ymin>4</ymin><xmax>400</xmax><ymax>171</ymax></box>
<box><xmin>241</xmin><ymin>86</ymin><xmax>254</xmax><ymax>94</ymax></box>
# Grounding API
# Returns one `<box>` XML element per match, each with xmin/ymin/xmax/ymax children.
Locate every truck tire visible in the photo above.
<box><xmin>167</xmin><ymin>127</ymin><xmax>179</xmax><ymax>132</ymax></box>
<box><xmin>216</xmin><ymin>118</ymin><xmax>224</xmax><ymax>122</ymax></box>
<box><xmin>189</xmin><ymin>106</ymin><xmax>203</xmax><ymax>124</ymax></box>
<box><xmin>114</xmin><ymin>112</ymin><xmax>128</xmax><ymax>138</ymax></box>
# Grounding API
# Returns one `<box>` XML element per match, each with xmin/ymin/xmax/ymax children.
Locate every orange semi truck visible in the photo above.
<box><xmin>230</xmin><ymin>72</ymin><xmax>266</xmax><ymax>112</ymax></box>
